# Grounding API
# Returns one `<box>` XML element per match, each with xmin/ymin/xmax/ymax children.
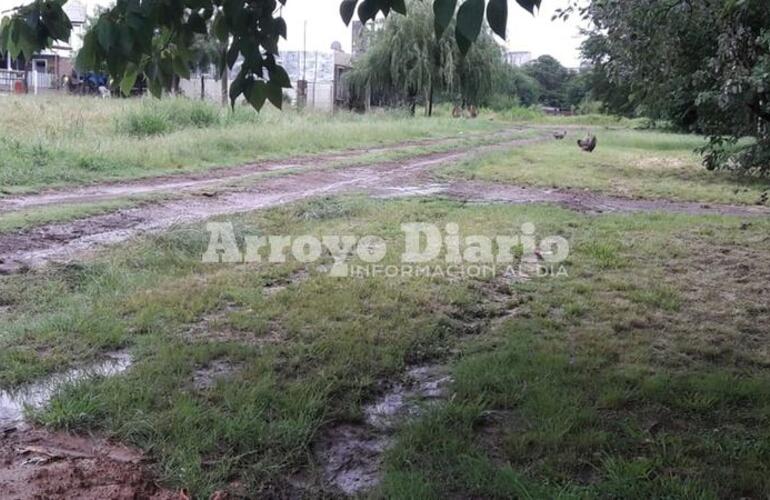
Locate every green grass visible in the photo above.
<box><xmin>0</xmin><ymin>199</ymin><xmax>148</xmax><ymax>234</ymax></box>
<box><xmin>1</xmin><ymin>196</ymin><xmax>769</xmax><ymax>497</ymax></box>
<box><xmin>438</xmin><ymin>129</ymin><xmax>770</xmax><ymax>205</ymax></box>
<box><xmin>0</xmin><ymin>95</ymin><xmax>506</xmax><ymax>193</ymax></box>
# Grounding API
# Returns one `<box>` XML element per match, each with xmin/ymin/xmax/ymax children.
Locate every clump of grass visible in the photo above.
<box><xmin>628</xmin><ymin>285</ymin><xmax>682</xmax><ymax>312</ymax></box>
<box><xmin>115</xmin><ymin>98</ymin><xmax>222</xmax><ymax>137</ymax></box>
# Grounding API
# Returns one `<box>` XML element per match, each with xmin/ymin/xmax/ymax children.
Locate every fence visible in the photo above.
<box><xmin>178</xmin><ymin>74</ymin><xmax>338</xmax><ymax>112</ymax></box>
<box><xmin>0</xmin><ymin>69</ymin><xmax>25</xmax><ymax>93</ymax></box>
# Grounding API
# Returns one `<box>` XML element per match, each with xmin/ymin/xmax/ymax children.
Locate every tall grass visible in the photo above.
<box><xmin>115</xmin><ymin>99</ymin><xmax>221</xmax><ymax>137</ymax></box>
<box><xmin>0</xmin><ymin>95</ymin><xmax>505</xmax><ymax>192</ymax></box>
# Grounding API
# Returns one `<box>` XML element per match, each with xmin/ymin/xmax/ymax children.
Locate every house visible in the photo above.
<box><xmin>1</xmin><ymin>0</ymin><xmax>87</xmax><ymax>93</ymax></box>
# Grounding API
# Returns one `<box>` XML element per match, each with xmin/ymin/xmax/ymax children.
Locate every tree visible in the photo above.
<box><xmin>568</xmin><ymin>0</ymin><xmax>770</xmax><ymax>174</ymax></box>
<box><xmin>347</xmin><ymin>0</ymin><xmax>507</xmax><ymax>114</ymax></box>
<box><xmin>0</xmin><ymin>0</ymin><xmax>542</xmax><ymax>112</ymax></box>
<box><xmin>523</xmin><ymin>55</ymin><xmax>573</xmax><ymax>108</ymax></box>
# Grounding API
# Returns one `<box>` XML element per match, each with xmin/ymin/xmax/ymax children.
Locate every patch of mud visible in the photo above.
<box><xmin>0</xmin><ymin>134</ymin><xmax>549</xmax><ymax>274</ymax></box>
<box><xmin>192</xmin><ymin>359</ymin><xmax>241</xmax><ymax>391</ymax></box>
<box><xmin>373</xmin><ymin>183</ymin><xmax>448</xmax><ymax>198</ymax></box>
<box><xmin>0</xmin><ymin>427</ymin><xmax>176</xmax><ymax>499</ymax></box>
<box><xmin>316</xmin><ymin>365</ymin><xmax>453</xmax><ymax>496</ymax></box>
<box><xmin>443</xmin><ymin>181</ymin><xmax>770</xmax><ymax>217</ymax></box>
<box><xmin>182</xmin><ymin>303</ymin><xmax>283</xmax><ymax>346</ymax></box>
<box><xmin>0</xmin><ymin>351</ymin><xmax>132</xmax><ymax>428</ymax></box>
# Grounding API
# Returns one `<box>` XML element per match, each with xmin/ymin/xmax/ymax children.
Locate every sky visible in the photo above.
<box><xmin>0</xmin><ymin>0</ymin><xmax>587</xmax><ymax>67</ymax></box>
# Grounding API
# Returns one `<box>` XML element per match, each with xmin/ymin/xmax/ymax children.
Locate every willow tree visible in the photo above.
<box><xmin>347</xmin><ymin>0</ymin><xmax>506</xmax><ymax>115</ymax></box>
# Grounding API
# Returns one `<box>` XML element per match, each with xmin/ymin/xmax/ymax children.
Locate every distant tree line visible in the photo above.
<box><xmin>345</xmin><ymin>1</ymin><xmax>591</xmax><ymax>115</ymax></box>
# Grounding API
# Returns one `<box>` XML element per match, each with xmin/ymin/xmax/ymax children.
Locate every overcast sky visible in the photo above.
<box><xmin>0</xmin><ymin>0</ymin><xmax>587</xmax><ymax>67</ymax></box>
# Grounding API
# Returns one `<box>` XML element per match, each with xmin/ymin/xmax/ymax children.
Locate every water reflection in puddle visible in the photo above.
<box><xmin>0</xmin><ymin>351</ymin><xmax>132</xmax><ymax>427</ymax></box>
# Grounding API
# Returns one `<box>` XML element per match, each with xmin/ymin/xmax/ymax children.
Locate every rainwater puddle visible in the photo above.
<box><xmin>0</xmin><ymin>351</ymin><xmax>132</xmax><ymax>427</ymax></box>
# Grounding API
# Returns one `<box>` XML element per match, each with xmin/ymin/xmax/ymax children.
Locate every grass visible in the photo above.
<box><xmin>0</xmin><ymin>95</ymin><xmax>506</xmax><ymax>193</ymax></box>
<box><xmin>438</xmin><ymin>129</ymin><xmax>770</xmax><ymax>205</ymax></box>
<box><xmin>0</xmin><ymin>198</ymin><xmax>147</xmax><ymax>234</ymax></box>
<box><xmin>1</xmin><ymin>195</ymin><xmax>769</xmax><ymax>497</ymax></box>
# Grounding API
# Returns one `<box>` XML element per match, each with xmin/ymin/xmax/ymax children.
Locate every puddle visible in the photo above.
<box><xmin>317</xmin><ymin>364</ymin><xmax>453</xmax><ymax>496</ymax></box>
<box><xmin>376</xmin><ymin>183</ymin><xmax>448</xmax><ymax>198</ymax></box>
<box><xmin>0</xmin><ymin>351</ymin><xmax>132</xmax><ymax>427</ymax></box>
<box><xmin>192</xmin><ymin>359</ymin><xmax>240</xmax><ymax>390</ymax></box>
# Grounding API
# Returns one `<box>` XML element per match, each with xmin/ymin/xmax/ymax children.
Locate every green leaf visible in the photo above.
<box><xmin>515</xmin><ymin>0</ymin><xmax>541</xmax><ymax>15</ymax></box>
<box><xmin>149</xmin><ymin>77</ymin><xmax>162</xmax><ymax>98</ymax></box>
<box><xmin>486</xmin><ymin>0</ymin><xmax>508</xmax><ymax>39</ymax></box>
<box><xmin>120</xmin><ymin>64</ymin><xmax>138</xmax><ymax>96</ymax></box>
<box><xmin>340</xmin><ymin>0</ymin><xmax>358</xmax><ymax>26</ymax></box>
<box><xmin>187</xmin><ymin>12</ymin><xmax>207</xmax><ymax>34</ymax></box>
<box><xmin>75</xmin><ymin>31</ymin><xmax>97</xmax><ymax>71</ymax></box>
<box><xmin>269</xmin><ymin>65</ymin><xmax>292</xmax><ymax>88</ymax></box>
<box><xmin>391</xmin><ymin>0</ymin><xmax>407</xmax><ymax>15</ymax></box>
<box><xmin>265</xmin><ymin>82</ymin><xmax>283</xmax><ymax>109</ymax></box>
<box><xmin>213</xmin><ymin>12</ymin><xmax>228</xmax><ymax>43</ymax></box>
<box><xmin>229</xmin><ymin>72</ymin><xmax>245</xmax><ymax>107</ymax></box>
<box><xmin>456</xmin><ymin>0</ymin><xmax>485</xmax><ymax>48</ymax></box>
<box><xmin>456</xmin><ymin>30</ymin><xmax>472</xmax><ymax>55</ymax></box>
<box><xmin>433</xmin><ymin>0</ymin><xmax>457</xmax><ymax>39</ymax></box>
<box><xmin>96</xmin><ymin>18</ymin><xmax>115</xmax><ymax>51</ymax></box>
<box><xmin>357</xmin><ymin>0</ymin><xmax>379</xmax><ymax>24</ymax></box>
<box><xmin>173</xmin><ymin>55</ymin><xmax>191</xmax><ymax>80</ymax></box>
<box><xmin>247</xmin><ymin>80</ymin><xmax>267</xmax><ymax>111</ymax></box>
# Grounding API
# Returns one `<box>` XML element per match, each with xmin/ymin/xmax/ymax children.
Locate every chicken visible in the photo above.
<box><xmin>577</xmin><ymin>135</ymin><xmax>597</xmax><ymax>152</ymax></box>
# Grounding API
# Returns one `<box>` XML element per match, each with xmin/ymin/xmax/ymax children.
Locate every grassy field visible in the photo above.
<box><xmin>438</xmin><ymin>129</ymin><xmax>770</xmax><ymax>205</ymax></box>
<box><xmin>1</xmin><ymin>195</ymin><xmax>769</xmax><ymax>497</ymax></box>
<box><xmin>2</xmin><ymin>101</ymin><xmax>770</xmax><ymax>497</ymax></box>
<box><xmin>0</xmin><ymin>95</ymin><xmax>506</xmax><ymax>193</ymax></box>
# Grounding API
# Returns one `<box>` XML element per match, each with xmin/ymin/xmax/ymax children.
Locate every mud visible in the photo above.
<box><xmin>317</xmin><ymin>365</ymin><xmax>452</xmax><ymax>496</ymax></box>
<box><xmin>0</xmin><ymin>351</ymin><xmax>132</xmax><ymax>428</ymax></box>
<box><xmin>192</xmin><ymin>359</ymin><xmax>240</xmax><ymax>391</ymax></box>
<box><xmin>0</xmin><ymin>135</ymin><xmax>546</xmax><ymax>274</ymax></box>
<box><xmin>0</xmin><ymin>427</ymin><xmax>176</xmax><ymax>500</ymax></box>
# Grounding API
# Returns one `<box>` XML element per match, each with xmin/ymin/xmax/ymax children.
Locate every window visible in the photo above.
<box><xmin>32</xmin><ymin>59</ymin><xmax>48</xmax><ymax>73</ymax></box>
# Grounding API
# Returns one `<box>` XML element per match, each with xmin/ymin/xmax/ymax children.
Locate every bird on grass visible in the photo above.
<box><xmin>553</xmin><ymin>130</ymin><xmax>567</xmax><ymax>140</ymax></box>
<box><xmin>578</xmin><ymin>134</ymin><xmax>597</xmax><ymax>152</ymax></box>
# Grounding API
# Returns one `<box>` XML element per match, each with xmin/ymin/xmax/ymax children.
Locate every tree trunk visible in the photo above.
<box><xmin>200</xmin><ymin>74</ymin><xmax>205</xmax><ymax>100</ymax></box>
<box><xmin>428</xmin><ymin>83</ymin><xmax>434</xmax><ymax>117</ymax></box>
<box><xmin>220</xmin><ymin>44</ymin><xmax>229</xmax><ymax>108</ymax></box>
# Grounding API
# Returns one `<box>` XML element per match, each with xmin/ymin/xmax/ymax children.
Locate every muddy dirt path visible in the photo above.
<box><xmin>0</xmin><ymin>135</ymin><xmax>546</xmax><ymax>273</ymax></box>
<box><xmin>0</xmin><ymin>128</ymin><xmax>524</xmax><ymax>213</ymax></box>
<box><xmin>1</xmin><ymin>131</ymin><xmax>768</xmax><ymax>274</ymax></box>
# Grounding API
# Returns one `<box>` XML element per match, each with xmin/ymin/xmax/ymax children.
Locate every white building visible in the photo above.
<box><xmin>505</xmin><ymin>51</ymin><xmax>532</xmax><ymax>67</ymax></box>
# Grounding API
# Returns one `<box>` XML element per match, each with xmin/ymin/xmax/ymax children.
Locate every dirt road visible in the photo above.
<box><xmin>0</xmin><ymin>130</ymin><xmax>767</xmax><ymax>274</ymax></box>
